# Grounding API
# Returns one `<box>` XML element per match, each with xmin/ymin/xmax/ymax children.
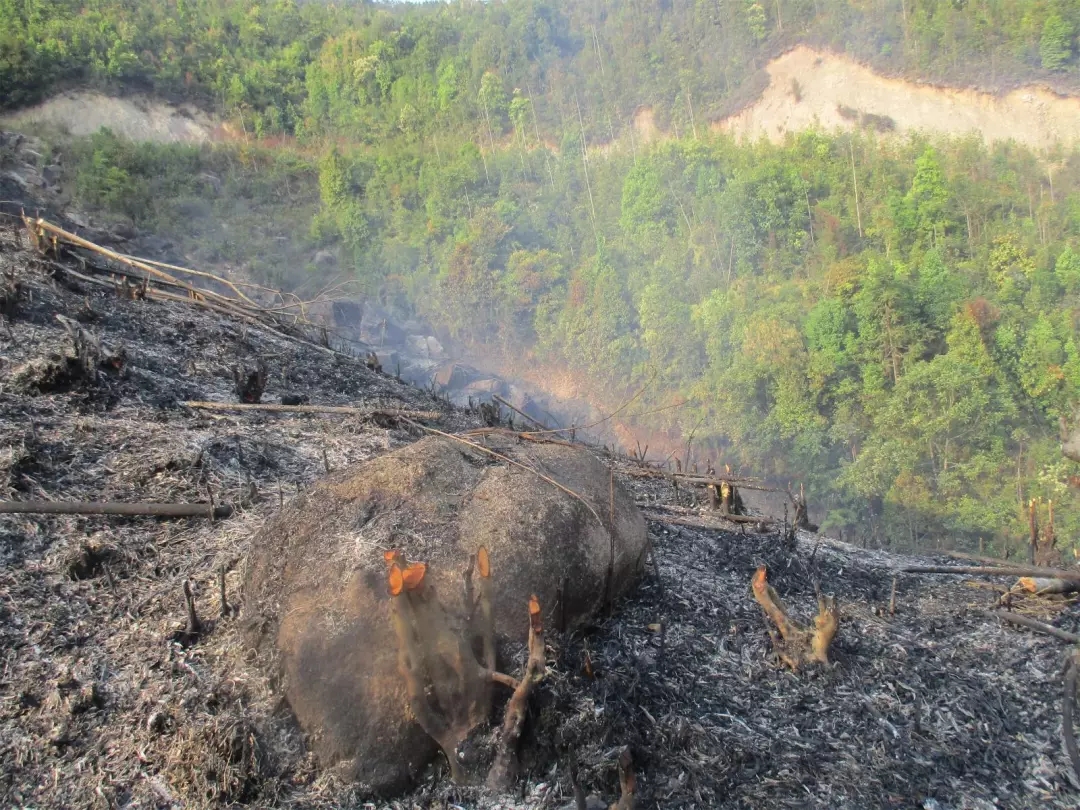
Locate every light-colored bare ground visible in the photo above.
<box><xmin>0</xmin><ymin>90</ymin><xmax>219</xmax><ymax>144</ymax></box>
<box><xmin>715</xmin><ymin>45</ymin><xmax>1080</xmax><ymax>150</ymax></box>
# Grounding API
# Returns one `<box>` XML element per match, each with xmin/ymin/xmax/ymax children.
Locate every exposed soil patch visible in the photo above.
<box><xmin>1</xmin><ymin>222</ymin><xmax>1078</xmax><ymax>808</ymax></box>
<box><xmin>716</xmin><ymin>46</ymin><xmax>1080</xmax><ymax>150</ymax></box>
<box><xmin>0</xmin><ymin>91</ymin><xmax>219</xmax><ymax>144</ymax></box>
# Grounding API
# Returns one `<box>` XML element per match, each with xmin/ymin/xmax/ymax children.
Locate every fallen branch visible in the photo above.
<box><xmin>903</xmin><ymin>564</ymin><xmax>1080</xmax><ymax>582</ymax></box>
<box><xmin>0</xmin><ymin>501</ymin><xmax>233</xmax><ymax>519</ymax></box>
<box><xmin>401</xmin><ymin>420</ymin><xmax>603</xmax><ymax>526</ymax></box>
<box><xmin>983</xmin><ymin>610</ymin><xmax>1080</xmax><ymax>643</ymax></box>
<box><xmin>641</xmin><ymin>507</ymin><xmax>775</xmax><ymax>527</ymax></box>
<box><xmin>464</xmin><ymin>427</ymin><xmax>578</xmax><ymax>448</ymax></box>
<box><xmin>31</xmin><ymin>219</ymin><xmax>380</xmax><ymax>373</ymax></box>
<box><xmin>184</xmin><ymin>401</ymin><xmax>441</xmax><ymax>420</ymax></box>
<box><xmin>672</xmin><ymin>473</ymin><xmax>781</xmax><ymax>493</ymax></box>
<box><xmin>492</xmin><ymin>394</ymin><xmax>548</xmax><ymax>430</ymax></box>
<box><xmin>751</xmin><ymin>566</ymin><xmax>838</xmax><ymax>670</ymax></box>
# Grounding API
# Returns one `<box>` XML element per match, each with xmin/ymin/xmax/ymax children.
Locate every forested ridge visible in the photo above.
<box><xmin>5</xmin><ymin>0</ymin><xmax>1080</xmax><ymax>551</ymax></box>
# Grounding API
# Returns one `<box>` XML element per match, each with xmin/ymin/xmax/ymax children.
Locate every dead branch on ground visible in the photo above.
<box><xmin>401</xmin><ymin>419</ymin><xmax>604</xmax><ymax>527</ymax></box>
<box><xmin>27</xmin><ymin>218</ymin><xmax>380</xmax><ymax>373</ymax></box>
<box><xmin>904</xmin><ymin>564</ymin><xmax>1080</xmax><ymax>582</ymax></box>
<box><xmin>0</xmin><ymin>500</ymin><xmax>233</xmax><ymax>519</ymax></box>
<box><xmin>982</xmin><ymin>610</ymin><xmax>1080</xmax><ymax>643</ymax></box>
<box><xmin>183</xmin><ymin>401</ymin><xmax>441</xmax><ymax>420</ymax></box>
<box><xmin>751</xmin><ymin>566</ymin><xmax>838</xmax><ymax>670</ymax></box>
<box><xmin>461</xmin><ymin>427</ymin><xmax>577</xmax><ymax>448</ymax></box>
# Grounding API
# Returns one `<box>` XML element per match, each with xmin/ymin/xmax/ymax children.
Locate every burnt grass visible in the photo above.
<box><xmin>1</xmin><ymin>221</ymin><xmax>1079</xmax><ymax>809</ymax></box>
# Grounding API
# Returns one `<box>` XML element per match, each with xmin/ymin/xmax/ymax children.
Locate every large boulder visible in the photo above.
<box><xmin>359</xmin><ymin>302</ymin><xmax>406</xmax><ymax>345</ymax></box>
<box><xmin>404</xmin><ymin>334</ymin><xmax>446</xmax><ymax>360</ymax></box>
<box><xmin>242</xmin><ymin>435</ymin><xmax>647</xmax><ymax>795</ymax></box>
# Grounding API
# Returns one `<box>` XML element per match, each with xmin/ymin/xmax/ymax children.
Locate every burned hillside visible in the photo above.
<box><xmin>2</xmin><ymin>220</ymin><xmax>1080</xmax><ymax>809</ymax></box>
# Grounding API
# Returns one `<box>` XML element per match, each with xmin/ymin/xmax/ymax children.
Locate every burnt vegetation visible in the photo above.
<box><xmin>0</xmin><ymin>213</ymin><xmax>1079</xmax><ymax>809</ymax></box>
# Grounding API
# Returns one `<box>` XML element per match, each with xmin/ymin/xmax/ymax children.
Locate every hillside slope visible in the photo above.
<box><xmin>1</xmin><ymin>218</ymin><xmax>1079</xmax><ymax>808</ymax></box>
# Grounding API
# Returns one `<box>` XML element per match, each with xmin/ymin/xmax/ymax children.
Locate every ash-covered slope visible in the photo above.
<box><xmin>1</xmin><ymin>223</ymin><xmax>1078</xmax><ymax>809</ymax></box>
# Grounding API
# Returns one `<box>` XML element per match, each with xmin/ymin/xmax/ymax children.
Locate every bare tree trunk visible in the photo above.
<box><xmin>850</xmin><ymin>140</ymin><xmax>863</xmax><ymax>238</ymax></box>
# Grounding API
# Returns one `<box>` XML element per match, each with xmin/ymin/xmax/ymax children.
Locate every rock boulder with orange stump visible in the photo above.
<box><xmin>241</xmin><ymin>433</ymin><xmax>648</xmax><ymax>795</ymax></box>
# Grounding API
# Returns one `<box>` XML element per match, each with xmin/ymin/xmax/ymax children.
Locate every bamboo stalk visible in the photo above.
<box><xmin>946</xmin><ymin>551</ymin><xmax>1013</xmax><ymax>566</ymax></box>
<box><xmin>0</xmin><ymin>501</ymin><xmax>233</xmax><ymax>519</ymax></box>
<box><xmin>183</xmin><ymin>401</ymin><xmax>441</xmax><ymax>419</ymax></box>
<box><xmin>983</xmin><ymin>610</ymin><xmax>1080</xmax><ymax>643</ymax></box>
<box><xmin>33</xmin><ymin>219</ymin><xmax>376</xmax><ymax>370</ymax></box>
<box><xmin>671</xmin><ymin>473</ymin><xmax>780</xmax><ymax>493</ymax></box>
<box><xmin>904</xmin><ymin>564</ymin><xmax>1080</xmax><ymax>582</ymax></box>
<box><xmin>492</xmin><ymin>394</ymin><xmax>548</xmax><ymax>430</ymax></box>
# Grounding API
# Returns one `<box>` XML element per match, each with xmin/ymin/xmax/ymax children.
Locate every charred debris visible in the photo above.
<box><xmin>1</xmin><ymin>216</ymin><xmax>1080</xmax><ymax>808</ymax></box>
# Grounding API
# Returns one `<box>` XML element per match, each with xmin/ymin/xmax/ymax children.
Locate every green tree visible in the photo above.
<box><xmin>1041</xmin><ymin>13</ymin><xmax>1074</xmax><ymax>71</ymax></box>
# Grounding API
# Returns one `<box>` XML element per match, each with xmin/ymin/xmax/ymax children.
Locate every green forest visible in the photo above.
<box><xmin>5</xmin><ymin>0</ymin><xmax>1080</xmax><ymax>552</ymax></box>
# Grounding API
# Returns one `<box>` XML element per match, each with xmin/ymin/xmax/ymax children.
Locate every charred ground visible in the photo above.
<box><xmin>1</xmin><ymin>223</ymin><xmax>1078</xmax><ymax>809</ymax></box>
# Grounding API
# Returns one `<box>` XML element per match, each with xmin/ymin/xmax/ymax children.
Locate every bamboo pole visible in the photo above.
<box><xmin>0</xmin><ymin>501</ymin><xmax>234</xmax><ymax>519</ymax></box>
<box><xmin>983</xmin><ymin>610</ymin><xmax>1080</xmax><ymax>644</ymax></box>
<box><xmin>184</xmin><ymin>401</ymin><xmax>441</xmax><ymax>419</ymax></box>
<box><xmin>492</xmin><ymin>394</ymin><xmax>548</xmax><ymax>430</ymax></box>
<box><xmin>904</xmin><ymin>564</ymin><xmax>1080</xmax><ymax>582</ymax></box>
<box><xmin>671</xmin><ymin>473</ymin><xmax>781</xmax><ymax>493</ymax></box>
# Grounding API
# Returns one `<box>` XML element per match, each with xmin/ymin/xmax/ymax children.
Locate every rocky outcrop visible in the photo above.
<box><xmin>242</xmin><ymin>434</ymin><xmax>648</xmax><ymax>794</ymax></box>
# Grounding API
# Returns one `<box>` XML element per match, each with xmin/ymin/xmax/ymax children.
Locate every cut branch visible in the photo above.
<box><xmin>387</xmin><ymin>555</ymin><xmax>539</xmax><ymax>787</ymax></box>
<box><xmin>488</xmin><ymin>594</ymin><xmax>547</xmax><ymax>789</ymax></box>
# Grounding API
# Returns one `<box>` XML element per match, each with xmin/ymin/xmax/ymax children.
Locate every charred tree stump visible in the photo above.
<box><xmin>170</xmin><ymin>580</ymin><xmax>207</xmax><ymax>645</ymax></box>
<box><xmin>751</xmin><ymin>566</ymin><xmax>838</xmax><ymax>670</ymax></box>
<box><xmin>386</xmin><ymin>548</ymin><xmax>545</xmax><ymax>788</ymax></box>
<box><xmin>479</xmin><ymin>401</ymin><xmax>501</xmax><ymax>427</ymax></box>
<box><xmin>612</xmin><ymin>746</ymin><xmax>637</xmax><ymax>810</ymax></box>
<box><xmin>0</xmin><ymin>269</ymin><xmax>20</xmax><ymax>317</ymax></box>
<box><xmin>233</xmin><ymin>362</ymin><xmax>268</xmax><ymax>404</ymax></box>
<box><xmin>793</xmin><ymin>483</ymin><xmax>818</xmax><ymax>532</ymax></box>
